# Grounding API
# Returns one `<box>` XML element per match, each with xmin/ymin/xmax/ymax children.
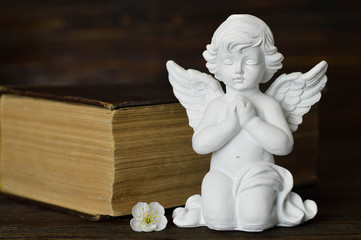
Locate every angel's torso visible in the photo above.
<box><xmin>209</xmin><ymin>94</ymin><xmax>275</xmax><ymax>179</ymax></box>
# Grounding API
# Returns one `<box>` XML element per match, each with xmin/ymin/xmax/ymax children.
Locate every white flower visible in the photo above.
<box><xmin>130</xmin><ymin>202</ymin><xmax>167</xmax><ymax>232</ymax></box>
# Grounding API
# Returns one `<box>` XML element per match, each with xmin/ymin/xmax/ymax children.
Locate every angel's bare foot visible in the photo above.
<box><xmin>172</xmin><ymin>194</ymin><xmax>205</xmax><ymax>227</ymax></box>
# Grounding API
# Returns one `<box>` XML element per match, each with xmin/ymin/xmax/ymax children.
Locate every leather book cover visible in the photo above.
<box><xmin>0</xmin><ymin>81</ymin><xmax>177</xmax><ymax>110</ymax></box>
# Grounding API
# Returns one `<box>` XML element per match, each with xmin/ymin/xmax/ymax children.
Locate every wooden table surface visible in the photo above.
<box><xmin>0</xmin><ymin>135</ymin><xmax>360</xmax><ymax>240</ymax></box>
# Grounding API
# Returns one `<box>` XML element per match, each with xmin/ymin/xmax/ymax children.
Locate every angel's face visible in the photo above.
<box><xmin>215</xmin><ymin>46</ymin><xmax>266</xmax><ymax>91</ymax></box>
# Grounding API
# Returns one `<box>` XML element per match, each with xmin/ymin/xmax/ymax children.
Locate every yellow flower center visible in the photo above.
<box><xmin>138</xmin><ymin>206</ymin><xmax>158</xmax><ymax>226</ymax></box>
<box><xmin>144</xmin><ymin>215</ymin><xmax>154</xmax><ymax>225</ymax></box>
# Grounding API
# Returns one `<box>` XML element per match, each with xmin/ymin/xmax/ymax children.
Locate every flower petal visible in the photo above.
<box><xmin>132</xmin><ymin>202</ymin><xmax>149</xmax><ymax>218</ymax></box>
<box><xmin>130</xmin><ymin>218</ymin><xmax>142</xmax><ymax>232</ymax></box>
<box><xmin>149</xmin><ymin>202</ymin><xmax>165</xmax><ymax>216</ymax></box>
<box><xmin>154</xmin><ymin>215</ymin><xmax>168</xmax><ymax>231</ymax></box>
<box><xmin>143</xmin><ymin>223</ymin><xmax>157</xmax><ymax>232</ymax></box>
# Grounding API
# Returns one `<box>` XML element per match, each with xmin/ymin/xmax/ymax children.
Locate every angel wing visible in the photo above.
<box><xmin>166</xmin><ymin>60</ymin><xmax>224</xmax><ymax>130</ymax></box>
<box><xmin>266</xmin><ymin>61</ymin><xmax>328</xmax><ymax>132</ymax></box>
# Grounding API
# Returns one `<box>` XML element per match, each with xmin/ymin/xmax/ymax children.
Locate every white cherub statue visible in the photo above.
<box><xmin>166</xmin><ymin>14</ymin><xmax>327</xmax><ymax>232</ymax></box>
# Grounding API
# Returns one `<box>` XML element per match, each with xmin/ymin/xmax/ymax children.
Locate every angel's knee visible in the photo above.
<box><xmin>236</xmin><ymin>187</ymin><xmax>277</xmax><ymax>231</ymax></box>
<box><xmin>202</xmin><ymin>170</ymin><xmax>235</xmax><ymax>229</ymax></box>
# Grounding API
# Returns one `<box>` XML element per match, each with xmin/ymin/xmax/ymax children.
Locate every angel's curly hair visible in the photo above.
<box><xmin>203</xmin><ymin>14</ymin><xmax>284</xmax><ymax>83</ymax></box>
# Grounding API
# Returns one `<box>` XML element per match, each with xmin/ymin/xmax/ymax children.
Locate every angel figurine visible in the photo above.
<box><xmin>166</xmin><ymin>14</ymin><xmax>327</xmax><ymax>232</ymax></box>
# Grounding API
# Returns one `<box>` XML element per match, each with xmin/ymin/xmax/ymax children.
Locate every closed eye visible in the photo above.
<box><xmin>222</xmin><ymin>58</ymin><xmax>233</xmax><ymax>65</ymax></box>
<box><xmin>245</xmin><ymin>59</ymin><xmax>258</xmax><ymax>66</ymax></box>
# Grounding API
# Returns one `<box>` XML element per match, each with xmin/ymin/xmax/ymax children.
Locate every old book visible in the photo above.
<box><xmin>0</xmin><ymin>82</ymin><xmax>318</xmax><ymax>218</ymax></box>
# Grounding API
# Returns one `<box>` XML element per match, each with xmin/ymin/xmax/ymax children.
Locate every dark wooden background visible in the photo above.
<box><xmin>0</xmin><ymin>0</ymin><xmax>360</xmax><ymax>137</ymax></box>
<box><xmin>0</xmin><ymin>0</ymin><xmax>360</xmax><ymax>239</ymax></box>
